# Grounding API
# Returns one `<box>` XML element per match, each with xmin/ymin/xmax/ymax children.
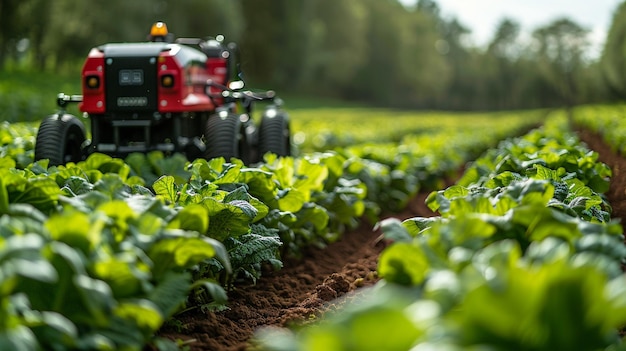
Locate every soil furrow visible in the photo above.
<box><xmin>155</xmin><ymin>192</ymin><xmax>438</xmax><ymax>350</ymax></box>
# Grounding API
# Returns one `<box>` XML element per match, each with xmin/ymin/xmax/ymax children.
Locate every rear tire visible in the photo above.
<box><xmin>258</xmin><ymin>110</ymin><xmax>291</xmax><ymax>161</ymax></box>
<box><xmin>34</xmin><ymin>113</ymin><xmax>86</xmax><ymax>166</ymax></box>
<box><xmin>204</xmin><ymin>113</ymin><xmax>250</xmax><ymax>163</ymax></box>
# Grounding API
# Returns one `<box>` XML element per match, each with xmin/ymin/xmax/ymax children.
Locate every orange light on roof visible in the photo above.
<box><xmin>150</xmin><ymin>22</ymin><xmax>168</xmax><ymax>37</ymax></box>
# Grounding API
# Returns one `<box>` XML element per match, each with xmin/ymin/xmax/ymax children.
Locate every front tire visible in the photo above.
<box><xmin>34</xmin><ymin>113</ymin><xmax>86</xmax><ymax>166</ymax></box>
<box><xmin>258</xmin><ymin>109</ymin><xmax>291</xmax><ymax>161</ymax></box>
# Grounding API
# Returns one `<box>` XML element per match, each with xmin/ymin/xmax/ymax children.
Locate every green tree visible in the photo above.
<box><xmin>484</xmin><ymin>18</ymin><xmax>524</xmax><ymax>109</ymax></box>
<box><xmin>238</xmin><ymin>0</ymin><xmax>311</xmax><ymax>90</ymax></box>
<box><xmin>600</xmin><ymin>1</ymin><xmax>626</xmax><ymax>99</ymax></box>
<box><xmin>299</xmin><ymin>0</ymin><xmax>369</xmax><ymax>97</ymax></box>
<box><xmin>0</xmin><ymin>0</ymin><xmax>31</xmax><ymax>67</ymax></box>
<box><xmin>153</xmin><ymin>0</ymin><xmax>243</xmax><ymax>41</ymax></box>
<box><xmin>532</xmin><ymin>17</ymin><xmax>591</xmax><ymax>106</ymax></box>
<box><xmin>435</xmin><ymin>17</ymin><xmax>474</xmax><ymax>109</ymax></box>
<box><xmin>19</xmin><ymin>0</ymin><xmax>52</xmax><ymax>70</ymax></box>
<box><xmin>35</xmin><ymin>0</ymin><xmax>155</xmax><ymax>71</ymax></box>
<box><xmin>487</xmin><ymin>18</ymin><xmax>521</xmax><ymax>59</ymax></box>
<box><xmin>12</xmin><ymin>0</ymin><xmax>242</xmax><ymax>72</ymax></box>
<box><xmin>349</xmin><ymin>0</ymin><xmax>449</xmax><ymax>107</ymax></box>
<box><xmin>416</xmin><ymin>0</ymin><xmax>441</xmax><ymax>17</ymax></box>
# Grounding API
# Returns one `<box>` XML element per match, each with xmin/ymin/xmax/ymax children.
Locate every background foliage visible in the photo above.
<box><xmin>1</xmin><ymin>0</ymin><xmax>625</xmax><ymax>110</ymax></box>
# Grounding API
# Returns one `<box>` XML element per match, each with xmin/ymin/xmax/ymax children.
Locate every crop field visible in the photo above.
<box><xmin>2</xmin><ymin>104</ymin><xmax>626</xmax><ymax>351</ymax></box>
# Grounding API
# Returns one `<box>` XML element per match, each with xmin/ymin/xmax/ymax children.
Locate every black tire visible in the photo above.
<box><xmin>258</xmin><ymin>109</ymin><xmax>291</xmax><ymax>161</ymax></box>
<box><xmin>204</xmin><ymin>113</ymin><xmax>250</xmax><ymax>163</ymax></box>
<box><xmin>34</xmin><ymin>113</ymin><xmax>86</xmax><ymax>166</ymax></box>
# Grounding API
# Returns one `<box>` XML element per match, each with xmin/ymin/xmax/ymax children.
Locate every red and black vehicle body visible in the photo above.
<box><xmin>34</xmin><ymin>25</ymin><xmax>291</xmax><ymax>166</ymax></box>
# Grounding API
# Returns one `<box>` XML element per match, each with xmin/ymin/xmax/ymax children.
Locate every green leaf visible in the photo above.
<box><xmin>0</xmin><ymin>326</ymin><xmax>39</xmax><ymax>351</ymax></box>
<box><xmin>208</xmin><ymin>158</ymin><xmax>242</xmax><ymax>184</ymax></box>
<box><xmin>113</xmin><ymin>299</ymin><xmax>163</xmax><ymax>336</ymax></box>
<box><xmin>455</xmin><ymin>261</ymin><xmax>624</xmax><ymax>351</ymax></box>
<box><xmin>5</xmin><ymin>257</ymin><xmax>58</xmax><ymax>285</ymax></box>
<box><xmin>201</xmin><ymin>197</ymin><xmax>254</xmax><ymax>240</ymax></box>
<box><xmin>512</xmin><ymin>205</ymin><xmax>580</xmax><ymax>244</ymax></box>
<box><xmin>443</xmin><ymin>185</ymin><xmax>470</xmax><ymax>199</ymax></box>
<box><xmin>402</xmin><ymin>217</ymin><xmax>440</xmax><ymax>237</ymax></box>
<box><xmin>484</xmin><ymin>170</ymin><xmax>523</xmax><ymax>188</ymax></box>
<box><xmin>265</xmin><ymin>156</ymin><xmax>295</xmax><ymax>188</ymax></box>
<box><xmin>224</xmin><ymin>186</ymin><xmax>250</xmax><ymax>202</ymax></box>
<box><xmin>92</xmin><ymin>174</ymin><xmax>130</xmax><ymax>199</ymax></box>
<box><xmin>227</xmin><ymin>230</ymin><xmax>282</xmax><ymax>281</ymax></box>
<box><xmin>73</xmin><ymin>274</ymin><xmax>115</xmax><ymax>326</ymax></box>
<box><xmin>9</xmin><ymin>177</ymin><xmax>61</xmax><ymax>212</ymax></box>
<box><xmin>46</xmin><ymin>211</ymin><xmax>97</xmax><ymax>254</ymax></box>
<box><xmin>30</xmin><ymin>311</ymin><xmax>79</xmax><ymax>349</ymax></box>
<box><xmin>0</xmin><ymin>235</ymin><xmax>55</xmax><ymax>286</ymax></box>
<box><xmin>228</xmin><ymin>200</ymin><xmax>258</xmax><ymax>220</ymax></box>
<box><xmin>126</xmin><ymin>152</ymin><xmax>158</xmax><ymax>185</ymax></box>
<box><xmin>378</xmin><ymin>242</ymin><xmax>430</xmax><ymax>286</ymax></box>
<box><xmin>239</xmin><ymin>168</ymin><xmax>278</xmax><ymax>203</ymax></box>
<box><xmin>277</xmin><ymin>188</ymin><xmax>306</xmax><ymax>213</ymax></box>
<box><xmin>293</xmin><ymin>203</ymin><xmax>329</xmax><ymax>231</ymax></box>
<box><xmin>148</xmin><ymin>231</ymin><xmax>229</xmax><ymax>278</ymax></box>
<box><xmin>294</xmin><ymin>296</ymin><xmax>423</xmax><ymax>351</ymax></box>
<box><xmin>61</xmin><ymin>176</ymin><xmax>94</xmax><ymax>196</ymax></box>
<box><xmin>169</xmin><ymin>203</ymin><xmax>209</xmax><ymax>234</ymax></box>
<box><xmin>84</xmin><ymin>153</ymin><xmax>130</xmax><ymax>180</ymax></box>
<box><xmin>96</xmin><ymin>200</ymin><xmax>138</xmax><ymax>243</ymax></box>
<box><xmin>153</xmin><ymin>175</ymin><xmax>177</xmax><ymax>204</ymax></box>
<box><xmin>249</xmin><ymin>196</ymin><xmax>269</xmax><ymax>222</ymax></box>
<box><xmin>0</xmin><ymin>157</ymin><xmax>17</xmax><ymax>169</ymax></box>
<box><xmin>524</xmin><ymin>237</ymin><xmax>571</xmax><ymax>265</ymax></box>
<box><xmin>191</xmin><ymin>279</ymin><xmax>229</xmax><ymax>306</ymax></box>
<box><xmin>375</xmin><ymin>218</ymin><xmax>412</xmax><ymax>242</ymax></box>
<box><xmin>294</xmin><ymin>159</ymin><xmax>328</xmax><ymax>200</ymax></box>
<box><xmin>92</xmin><ymin>257</ymin><xmax>145</xmax><ymax>299</ymax></box>
<box><xmin>148</xmin><ymin>151</ymin><xmax>190</xmax><ymax>184</ymax></box>
<box><xmin>0</xmin><ymin>176</ymin><xmax>8</xmax><ymax>215</ymax></box>
<box><xmin>147</xmin><ymin>271</ymin><xmax>192</xmax><ymax>317</ymax></box>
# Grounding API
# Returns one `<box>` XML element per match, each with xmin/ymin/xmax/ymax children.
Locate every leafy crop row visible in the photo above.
<box><xmin>572</xmin><ymin>104</ymin><xmax>626</xmax><ymax>155</ymax></box>
<box><xmin>0</xmin><ymin>121</ymin><xmax>37</xmax><ymax>169</ymax></box>
<box><xmin>255</xmin><ymin>112</ymin><xmax>626</xmax><ymax>351</ymax></box>
<box><xmin>290</xmin><ymin>108</ymin><xmax>543</xmax><ymax>153</ymax></box>
<box><xmin>0</xmin><ymin>110</ymin><xmax>540</xmax><ymax>350</ymax></box>
<box><xmin>1</xmin><ymin>155</ymin><xmax>232</xmax><ymax>350</ymax></box>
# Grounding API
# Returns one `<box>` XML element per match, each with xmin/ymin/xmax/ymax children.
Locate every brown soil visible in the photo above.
<box><xmin>155</xmin><ymin>191</ymin><xmax>438</xmax><ymax>351</ymax></box>
<box><xmin>155</xmin><ymin>127</ymin><xmax>626</xmax><ymax>351</ymax></box>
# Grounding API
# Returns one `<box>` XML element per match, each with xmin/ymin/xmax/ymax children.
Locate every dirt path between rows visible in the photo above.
<box><xmin>155</xmin><ymin>127</ymin><xmax>626</xmax><ymax>351</ymax></box>
<box><xmin>154</xmin><ymin>191</ymin><xmax>438</xmax><ymax>351</ymax></box>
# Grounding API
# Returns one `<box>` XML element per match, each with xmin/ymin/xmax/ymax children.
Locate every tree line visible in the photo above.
<box><xmin>1</xmin><ymin>0</ymin><xmax>625</xmax><ymax>110</ymax></box>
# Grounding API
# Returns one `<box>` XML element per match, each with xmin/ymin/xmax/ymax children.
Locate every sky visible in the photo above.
<box><xmin>400</xmin><ymin>0</ymin><xmax>623</xmax><ymax>57</ymax></box>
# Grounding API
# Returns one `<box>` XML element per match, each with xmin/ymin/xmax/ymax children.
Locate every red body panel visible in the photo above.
<box><xmin>157</xmin><ymin>47</ymin><xmax>215</xmax><ymax>113</ymax></box>
<box><xmin>79</xmin><ymin>49</ymin><xmax>105</xmax><ymax>114</ymax></box>
<box><xmin>206</xmin><ymin>57</ymin><xmax>229</xmax><ymax>105</ymax></box>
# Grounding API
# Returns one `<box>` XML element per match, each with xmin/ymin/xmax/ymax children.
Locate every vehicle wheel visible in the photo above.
<box><xmin>34</xmin><ymin>113</ymin><xmax>86</xmax><ymax>166</ymax></box>
<box><xmin>204</xmin><ymin>113</ymin><xmax>250</xmax><ymax>163</ymax></box>
<box><xmin>258</xmin><ymin>109</ymin><xmax>291</xmax><ymax>161</ymax></box>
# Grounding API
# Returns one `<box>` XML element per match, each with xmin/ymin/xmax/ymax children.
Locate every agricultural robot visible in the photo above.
<box><xmin>34</xmin><ymin>22</ymin><xmax>291</xmax><ymax>166</ymax></box>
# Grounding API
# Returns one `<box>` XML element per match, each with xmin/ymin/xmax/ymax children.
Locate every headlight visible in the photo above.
<box><xmin>161</xmin><ymin>74</ymin><xmax>174</xmax><ymax>88</ymax></box>
<box><xmin>85</xmin><ymin>75</ymin><xmax>100</xmax><ymax>89</ymax></box>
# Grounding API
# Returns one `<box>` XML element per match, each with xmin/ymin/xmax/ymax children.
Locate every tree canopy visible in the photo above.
<box><xmin>1</xmin><ymin>0</ymin><xmax>624</xmax><ymax>110</ymax></box>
